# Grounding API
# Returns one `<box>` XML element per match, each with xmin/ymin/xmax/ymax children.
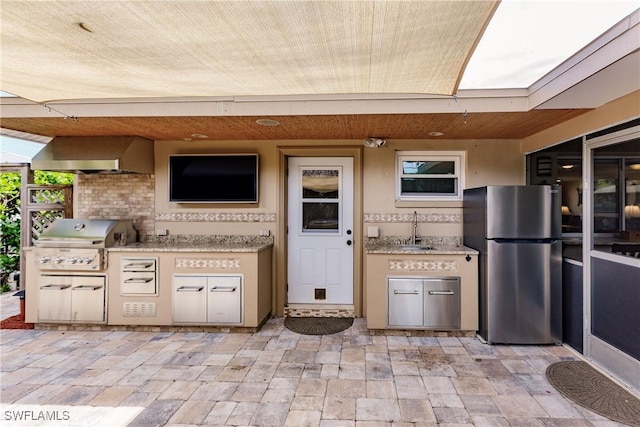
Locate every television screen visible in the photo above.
<box><xmin>169</xmin><ymin>154</ymin><xmax>259</xmax><ymax>203</ymax></box>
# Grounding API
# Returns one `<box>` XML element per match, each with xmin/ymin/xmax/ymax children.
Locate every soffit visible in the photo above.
<box><xmin>0</xmin><ymin>0</ymin><xmax>498</xmax><ymax>102</ymax></box>
<box><xmin>0</xmin><ymin>109</ymin><xmax>590</xmax><ymax>141</ymax></box>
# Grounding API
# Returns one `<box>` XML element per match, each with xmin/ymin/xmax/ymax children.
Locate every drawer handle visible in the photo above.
<box><xmin>40</xmin><ymin>284</ymin><xmax>71</xmax><ymax>290</ymax></box>
<box><xmin>428</xmin><ymin>290</ymin><xmax>455</xmax><ymax>295</ymax></box>
<box><xmin>393</xmin><ymin>290</ymin><xmax>420</xmax><ymax>295</ymax></box>
<box><xmin>125</xmin><ymin>278</ymin><xmax>154</xmax><ymax>283</ymax></box>
<box><xmin>210</xmin><ymin>286</ymin><xmax>237</xmax><ymax>292</ymax></box>
<box><xmin>176</xmin><ymin>286</ymin><xmax>204</xmax><ymax>292</ymax></box>
<box><xmin>72</xmin><ymin>285</ymin><xmax>102</xmax><ymax>291</ymax></box>
<box><xmin>124</xmin><ymin>263</ymin><xmax>154</xmax><ymax>269</ymax></box>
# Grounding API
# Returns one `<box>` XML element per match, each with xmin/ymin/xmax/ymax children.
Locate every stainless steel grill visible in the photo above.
<box><xmin>34</xmin><ymin>219</ymin><xmax>136</xmax><ymax>271</ymax></box>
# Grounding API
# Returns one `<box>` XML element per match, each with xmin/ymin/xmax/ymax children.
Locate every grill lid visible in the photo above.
<box><xmin>35</xmin><ymin>218</ymin><xmax>136</xmax><ymax>247</ymax></box>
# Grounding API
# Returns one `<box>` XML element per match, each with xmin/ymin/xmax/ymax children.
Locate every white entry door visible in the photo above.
<box><xmin>288</xmin><ymin>157</ymin><xmax>354</xmax><ymax>304</ymax></box>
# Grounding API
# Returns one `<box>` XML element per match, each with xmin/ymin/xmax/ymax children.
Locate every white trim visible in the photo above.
<box><xmin>588</xmin><ymin>335</ymin><xmax>640</xmax><ymax>393</ymax></box>
<box><xmin>584</xmin><ymin>124</ymin><xmax>640</xmax><ymax>390</ymax></box>
<box><xmin>590</xmin><ymin>249</ymin><xmax>640</xmax><ymax>267</ymax></box>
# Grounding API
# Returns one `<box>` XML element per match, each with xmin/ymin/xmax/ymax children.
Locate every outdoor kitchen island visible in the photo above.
<box><xmin>365</xmin><ymin>240</ymin><xmax>479</xmax><ymax>334</ymax></box>
<box><xmin>24</xmin><ymin>235</ymin><xmax>273</xmax><ymax>331</ymax></box>
<box><xmin>106</xmin><ymin>236</ymin><xmax>273</xmax><ymax>330</ymax></box>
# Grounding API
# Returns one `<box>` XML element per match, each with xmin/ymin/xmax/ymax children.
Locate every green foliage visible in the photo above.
<box><xmin>0</xmin><ymin>171</ymin><xmax>73</xmax><ymax>285</ymax></box>
<box><xmin>35</xmin><ymin>170</ymin><xmax>73</xmax><ymax>185</ymax></box>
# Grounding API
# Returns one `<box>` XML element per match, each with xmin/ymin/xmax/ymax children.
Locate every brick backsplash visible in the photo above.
<box><xmin>75</xmin><ymin>174</ymin><xmax>155</xmax><ymax>239</ymax></box>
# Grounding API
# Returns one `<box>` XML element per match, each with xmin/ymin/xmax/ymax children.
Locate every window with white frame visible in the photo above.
<box><xmin>396</xmin><ymin>151</ymin><xmax>465</xmax><ymax>201</ymax></box>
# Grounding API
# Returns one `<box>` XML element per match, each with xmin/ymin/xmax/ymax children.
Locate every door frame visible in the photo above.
<box><xmin>275</xmin><ymin>146</ymin><xmax>363</xmax><ymax>317</ymax></box>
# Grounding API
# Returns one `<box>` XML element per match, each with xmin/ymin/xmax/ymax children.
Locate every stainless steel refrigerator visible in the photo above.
<box><xmin>463</xmin><ymin>185</ymin><xmax>562</xmax><ymax>344</ymax></box>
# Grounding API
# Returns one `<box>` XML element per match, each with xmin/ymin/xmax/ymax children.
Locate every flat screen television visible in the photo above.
<box><xmin>169</xmin><ymin>154</ymin><xmax>259</xmax><ymax>203</ymax></box>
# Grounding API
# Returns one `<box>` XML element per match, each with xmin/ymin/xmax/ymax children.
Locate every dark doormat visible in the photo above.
<box><xmin>284</xmin><ymin>317</ymin><xmax>353</xmax><ymax>335</ymax></box>
<box><xmin>546</xmin><ymin>360</ymin><xmax>640</xmax><ymax>427</ymax></box>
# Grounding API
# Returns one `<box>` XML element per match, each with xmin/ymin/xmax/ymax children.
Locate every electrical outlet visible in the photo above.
<box><xmin>259</xmin><ymin>230</ymin><xmax>270</xmax><ymax>236</ymax></box>
<box><xmin>155</xmin><ymin>229</ymin><xmax>167</xmax><ymax>236</ymax></box>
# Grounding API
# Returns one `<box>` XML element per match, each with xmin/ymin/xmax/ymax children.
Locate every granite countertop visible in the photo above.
<box><xmin>365</xmin><ymin>237</ymin><xmax>478</xmax><ymax>255</ymax></box>
<box><xmin>107</xmin><ymin>235</ymin><xmax>274</xmax><ymax>253</ymax></box>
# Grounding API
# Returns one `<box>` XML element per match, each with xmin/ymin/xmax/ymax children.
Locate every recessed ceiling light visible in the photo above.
<box><xmin>561</xmin><ymin>164</ymin><xmax>574</xmax><ymax>169</ymax></box>
<box><xmin>191</xmin><ymin>133</ymin><xmax>208</xmax><ymax>139</ymax></box>
<box><xmin>629</xmin><ymin>163</ymin><xmax>640</xmax><ymax>171</ymax></box>
<box><xmin>255</xmin><ymin>119</ymin><xmax>280</xmax><ymax>126</ymax></box>
<box><xmin>428</xmin><ymin>131</ymin><xmax>445</xmax><ymax>137</ymax></box>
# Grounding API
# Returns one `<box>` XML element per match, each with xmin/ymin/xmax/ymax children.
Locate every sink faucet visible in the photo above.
<box><xmin>411</xmin><ymin>211</ymin><xmax>421</xmax><ymax>245</ymax></box>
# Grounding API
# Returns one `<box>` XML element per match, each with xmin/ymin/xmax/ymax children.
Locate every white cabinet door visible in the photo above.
<box><xmin>173</xmin><ymin>276</ymin><xmax>207</xmax><ymax>323</ymax></box>
<box><xmin>71</xmin><ymin>276</ymin><xmax>106</xmax><ymax>322</ymax></box>
<box><xmin>38</xmin><ymin>275</ymin><xmax>72</xmax><ymax>321</ymax></box>
<box><xmin>208</xmin><ymin>276</ymin><xmax>242</xmax><ymax>324</ymax></box>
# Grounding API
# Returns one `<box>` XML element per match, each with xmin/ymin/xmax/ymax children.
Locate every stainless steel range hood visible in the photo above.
<box><xmin>31</xmin><ymin>136</ymin><xmax>154</xmax><ymax>174</ymax></box>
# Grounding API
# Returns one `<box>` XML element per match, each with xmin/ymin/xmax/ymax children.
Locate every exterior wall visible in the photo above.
<box><xmin>521</xmin><ymin>90</ymin><xmax>640</xmax><ymax>153</ymax></box>
<box><xmin>70</xmin><ymin>137</ymin><xmax>523</xmax><ymax>318</ymax></box>
<box><xmin>149</xmin><ymin>138</ymin><xmax>524</xmax><ymax>243</ymax></box>
<box><xmin>71</xmin><ymin>139</ymin><xmax>524</xmax><ymax>243</ymax></box>
<box><xmin>363</xmin><ymin>139</ymin><xmax>524</xmax><ymax>242</ymax></box>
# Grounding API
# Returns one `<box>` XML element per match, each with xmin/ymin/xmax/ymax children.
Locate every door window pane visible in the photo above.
<box><xmin>303</xmin><ymin>202</ymin><xmax>338</xmax><ymax>231</ymax></box>
<box><xmin>302</xmin><ymin>170</ymin><xmax>338</xmax><ymax>199</ymax></box>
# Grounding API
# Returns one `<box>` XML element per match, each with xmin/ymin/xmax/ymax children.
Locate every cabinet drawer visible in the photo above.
<box><xmin>122</xmin><ymin>258</ymin><xmax>156</xmax><ymax>272</ymax></box>
<box><xmin>121</xmin><ymin>257</ymin><xmax>157</xmax><ymax>295</ymax></box>
<box><xmin>122</xmin><ymin>272</ymin><xmax>157</xmax><ymax>295</ymax></box>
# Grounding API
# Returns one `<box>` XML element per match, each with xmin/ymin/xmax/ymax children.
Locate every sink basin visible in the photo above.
<box><xmin>399</xmin><ymin>245</ymin><xmax>434</xmax><ymax>251</ymax></box>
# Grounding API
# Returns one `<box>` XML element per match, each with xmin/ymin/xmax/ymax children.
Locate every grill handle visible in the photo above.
<box><xmin>124</xmin><ymin>278</ymin><xmax>154</xmax><ymax>283</ymax></box>
<box><xmin>72</xmin><ymin>285</ymin><xmax>103</xmax><ymax>291</ymax></box>
<box><xmin>176</xmin><ymin>286</ymin><xmax>204</xmax><ymax>292</ymax></box>
<box><xmin>40</xmin><ymin>284</ymin><xmax>71</xmax><ymax>290</ymax></box>
<box><xmin>428</xmin><ymin>290</ymin><xmax>455</xmax><ymax>296</ymax></box>
<box><xmin>210</xmin><ymin>286</ymin><xmax>237</xmax><ymax>293</ymax></box>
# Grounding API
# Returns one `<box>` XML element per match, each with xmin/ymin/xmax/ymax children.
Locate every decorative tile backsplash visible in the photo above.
<box><xmin>364</xmin><ymin>212</ymin><xmax>461</xmax><ymax>223</ymax></box>
<box><xmin>155</xmin><ymin>212</ymin><xmax>276</xmax><ymax>222</ymax></box>
<box><xmin>388</xmin><ymin>259</ymin><xmax>458</xmax><ymax>271</ymax></box>
<box><xmin>175</xmin><ymin>258</ymin><xmax>241</xmax><ymax>269</ymax></box>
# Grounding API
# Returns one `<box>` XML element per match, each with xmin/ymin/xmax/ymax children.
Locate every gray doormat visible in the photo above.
<box><xmin>284</xmin><ymin>317</ymin><xmax>353</xmax><ymax>335</ymax></box>
<box><xmin>546</xmin><ymin>361</ymin><xmax>640</xmax><ymax>426</ymax></box>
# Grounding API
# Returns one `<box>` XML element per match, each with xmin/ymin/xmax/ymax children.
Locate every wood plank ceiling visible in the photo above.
<box><xmin>0</xmin><ymin>109</ymin><xmax>590</xmax><ymax>141</ymax></box>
